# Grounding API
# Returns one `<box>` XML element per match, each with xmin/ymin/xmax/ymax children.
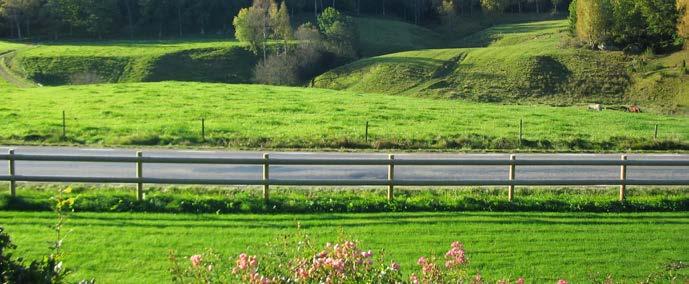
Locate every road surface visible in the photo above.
<box><xmin>1</xmin><ymin>146</ymin><xmax>688</xmax><ymax>185</ymax></box>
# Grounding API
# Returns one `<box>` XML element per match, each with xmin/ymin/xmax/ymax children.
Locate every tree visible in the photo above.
<box><xmin>680</xmin><ymin>0</ymin><xmax>689</xmax><ymax>45</ymax></box>
<box><xmin>575</xmin><ymin>0</ymin><xmax>612</xmax><ymax>46</ymax></box>
<box><xmin>481</xmin><ymin>0</ymin><xmax>509</xmax><ymax>14</ymax></box>
<box><xmin>271</xmin><ymin>1</ymin><xmax>293</xmax><ymax>53</ymax></box>
<box><xmin>317</xmin><ymin>7</ymin><xmax>358</xmax><ymax>57</ymax></box>
<box><xmin>552</xmin><ymin>0</ymin><xmax>562</xmax><ymax>13</ymax></box>
<box><xmin>437</xmin><ymin>0</ymin><xmax>457</xmax><ymax>27</ymax></box>
<box><xmin>0</xmin><ymin>0</ymin><xmax>40</xmax><ymax>39</ymax></box>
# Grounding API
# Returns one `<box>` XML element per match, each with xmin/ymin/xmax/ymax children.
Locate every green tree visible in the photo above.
<box><xmin>317</xmin><ymin>7</ymin><xmax>358</xmax><ymax>57</ymax></box>
<box><xmin>271</xmin><ymin>1</ymin><xmax>293</xmax><ymax>53</ymax></box>
<box><xmin>680</xmin><ymin>0</ymin><xmax>689</xmax><ymax>45</ymax></box>
<box><xmin>481</xmin><ymin>0</ymin><xmax>509</xmax><ymax>14</ymax></box>
<box><xmin>575</xmin><ymin>0</ymin><xmax>612</xmax><ymax>46</ymax></box>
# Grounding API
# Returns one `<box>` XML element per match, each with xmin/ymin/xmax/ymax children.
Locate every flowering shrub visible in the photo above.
<box><xmin>170</xmin><ymin>234</ymin><xmax>571</xmax><ymax>284</ymax></box>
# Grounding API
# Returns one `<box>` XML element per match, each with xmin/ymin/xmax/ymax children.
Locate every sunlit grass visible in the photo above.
<box><xmin>1</xmin><ymin>211</ymin><xmax>687</xmax><ymax>283</ymax></box>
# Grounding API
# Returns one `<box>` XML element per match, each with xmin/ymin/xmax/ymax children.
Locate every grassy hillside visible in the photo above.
<box><xmin>2</xmin><ymin>210</ymin><xmax>688</xmax><ymax>282</ymax></box>
<box><xmin>0</xmin><ymin>81</ymin><xmax>687</xmax><ymax>150</ymax></box>
<box><xmin>1</xmin><ymin>39</ymin><xmax>258</xmax><ymax>85</ymax></box>
<box><xmin>354</xmin><ymin>17</ymin><xmax>445</xmax><ymax>56</ymax></box>
<box><xmin>315</xmin><ymin>20</ymin><xmax>689</xmax><ymax>111</ymax></box>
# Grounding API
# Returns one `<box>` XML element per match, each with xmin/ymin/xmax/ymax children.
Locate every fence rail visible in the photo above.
<box><xmin>2</xmin><ymin>150</ymin><xmax>689</xmax><ymax>202</ymax></box>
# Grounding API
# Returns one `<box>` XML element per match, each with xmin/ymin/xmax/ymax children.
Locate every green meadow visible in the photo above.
<box><xmin>1</xmin><ymin>82</ymin><xmax>688</xmax><ymax>150</ymax></box>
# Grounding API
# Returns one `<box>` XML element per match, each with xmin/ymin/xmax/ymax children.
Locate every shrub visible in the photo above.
<box><xmin>171</xmin><ymin>236</ymin><xmax>534</xmax><ymax>284</ymax></box>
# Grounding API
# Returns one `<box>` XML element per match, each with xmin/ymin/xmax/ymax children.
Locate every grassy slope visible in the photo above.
<box><xmin>0</xmin><ymin>39</ymin><xmax>258</xmax><ymax>85</ymax></box>
<box><xmin>1</xmin><ymin>211</ymin><xmax>688</xmax><ymax>283</ymax></box>
<box><xmin>354</xmin><ymin>17</ymin><xmax>445</xmax><ymax>56</ymax></box>
<box><xmin>1</xmin><ymin>82</ymin><xmax>688</xmax><ymax>150</ymax></box>
<box><xmin>315</xmin><ymin>20</ymin><xmax>689</xmax><ymax>111</ymax></box>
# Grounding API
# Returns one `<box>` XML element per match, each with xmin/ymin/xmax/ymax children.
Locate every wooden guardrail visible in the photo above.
<box><xmin>2</xmin><ymin>150</ymin><xmax>689</xmax><ymax>202</ymax></box>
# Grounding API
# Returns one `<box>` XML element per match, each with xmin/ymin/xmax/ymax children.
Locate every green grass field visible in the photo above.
<box><xmin>1</xmin><ymin>211</ymin><xmax>688</xmax><ymax>283</ymax></box>
<box><xmin>315</xmin><ymin>20</ymin><xmax>689</xmax><ymax>112</ymax></box>
<box><xmin>0</xmin><ymin>38</ymin><xmax>258</xmax><ymax>85</ymax></box>
<box><xmin>1</xmin><ymin>82</ymin><xmax>688</xmax><ymax>150</ymax></box>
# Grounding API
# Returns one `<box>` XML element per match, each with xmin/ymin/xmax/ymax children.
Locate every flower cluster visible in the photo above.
<box><xmin>289</xmin><ymin>240</ymin><xmax>390</xmax><ymax>283</ymax></box>
<box><xmin>232</xmin><ymin>253</ymin><xmax>273</xmax><ymax>284</ymax></box>
<box><xmin>171</xmin><ymin>240</ymin><xmax>572</xmax><ymax>284</ymax></box>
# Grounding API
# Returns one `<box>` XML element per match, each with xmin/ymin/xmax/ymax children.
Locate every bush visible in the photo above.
<box><xmin>171</xmin><ymin>235</ymin><xmax>534</xmax><ymax>283</ymax></box>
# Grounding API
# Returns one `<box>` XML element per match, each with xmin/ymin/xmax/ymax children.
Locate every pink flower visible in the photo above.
<box><xmin>189</xmin><ymin>255</ymin><xmax>202</xmax><ymax>268</ymax></box>
<box><xmin>390</xmin><ymin>262</ymin><xmax>400</xmax><ymax>271</ymax></box>
<box><xmin>361</xmin><ymin>250</ymin><xmax>373</xmax><ymax>258</ymax></box>
<box><xmin>417</xmin><ymin>256</ymin><xmax>427</xmax><ymax>266</ymax></box>
<box><xmin>516</xmin><ymin>277</ymin><xmax>525</xmax><ymax>284</ymax></box>
<box><xmin>410</xmin><ymin>273</ymin><xmax>420</xmax><ymax>284</ymax></box>
<box><xmin>557</xmin><ymin>280</ymin><xmax>568</xmax><ymax>284</ymax></box>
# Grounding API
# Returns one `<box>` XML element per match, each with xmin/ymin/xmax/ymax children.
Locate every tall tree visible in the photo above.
<box><xmin>679</xmin><ymin>0</ymin><xmax>689</xmax><ymax>45</ymax></box>
<box><xmin>575</xmin><ymin>0</ymin><xmax>612</xmax><ymax>46</ymax></box>
<box><xmin>271</xmin><ymin>1</ymin><xmax>293</xmax><ymax>53</ymax></box>
<box><xmin>481</xmin><ymin>0</ymin><xmax>509</xmax><ymax>14</ymax></box>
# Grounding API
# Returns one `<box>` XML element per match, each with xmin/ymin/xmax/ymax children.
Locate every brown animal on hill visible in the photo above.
<box><xmin>628</xmin><ymin>104</ymin><xmax>641</xmax><ymax>113</ymax></box>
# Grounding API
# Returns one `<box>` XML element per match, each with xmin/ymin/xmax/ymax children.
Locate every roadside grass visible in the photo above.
<box><xmin>2</xmin><ymin>185</ymin><xmax>689</xmax><ymax>213</ymax></box>
<box><xmin>1</xmin><ymin>82</ymin><xmax>688</xmax><ymax>150</ymax></box>
<box><xmin>315</xmin><ymin>20</ymin><xmax>689</xmax><ymax>112</ymax></box>
<box><xmin>1</xmin><ymin>210</ymin><xmax>688</xmax><ymax>283</ymax></box>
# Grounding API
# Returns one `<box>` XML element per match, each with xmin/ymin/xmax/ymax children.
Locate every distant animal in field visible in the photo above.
<box><xmin>588</xmin><ymin>104</ymin><xmax>602</xmax><ymax>111</ymax></box>
<box><xmin>628</xmin><ymin>104</ymin><xmax>641</xmax><ymax>113</ymax></box>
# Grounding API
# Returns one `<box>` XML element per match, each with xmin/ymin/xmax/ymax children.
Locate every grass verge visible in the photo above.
<box><xmin>1</xmin><ymin>210</ymin><xmax>688</xmax><ymax>283</ymax></box>
<box><xmin>2</xmin><ymin>185</ymin><xmax>689</xmax><ymax>213</ymax></box>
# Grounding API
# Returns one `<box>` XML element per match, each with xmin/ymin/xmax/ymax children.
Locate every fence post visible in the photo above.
<box><xmin>136</xmin><ymin>151</ymin><xmax>144</xmax><ymax>201</ymax></box>
<box><xmin>201</xmin><ymin>118</ymin><xmax>206</xmax><ymax>142</ymax></box>
<box><xmin>62</xmin><ymin>110</ymin><xmax>66</xmax><ymax>139</ymax></box>
<box><xmin>263</xmin><ymin>153</ymin><xmax>270</xmax><ymax>202</ymax></box>
<box><xmin>519</xmin><ymin>119</ymin><xmax>523</xmax><ymax>146</ymax></box>
<box><xmin>8</xmin><ymin>149</ymin><xmax>16</xmax><ymax>197</ymax></box>
<box><xmin>654</xmin><ymin>124</ymin><xmax>658</xmax><ymax>140</ymax></box>
<box><xmin>387</xmin><ymin>154</ymin><xmax>395</xmax><ymax>201</ymax></box>
<box><xmin>620</xmin><ymin>155</ymin><xmax>627</xmax><ymax>202</ymax></box>
<box><xmin>365</xmin><ymin>121</ymin><xmax>369</xmax><ymax>143</ymax></box>
<box><xmin>508</xmin><ymin>154</ymin><xmax>516</xmax><ymax>202</ymax></box>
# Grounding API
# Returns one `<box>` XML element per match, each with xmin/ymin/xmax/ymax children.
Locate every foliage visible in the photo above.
<box><xmin>678</xmin><ymin>0</ymin><xmax>689</xmax><ymax>43</ymax></box>
<box><xmin>3</xmin><ymin>186</ymin><xmax>689</xmax><ymax>214</ymax></box>
<box><xmin>572</xmin><ymin>0</ymin><xmax>681</xmax><ymax>51</ymax></box>
<box><xmin>481</xmin><ymin>0</ymin><xmax>510</xmax><ymax>14</ymax></box>
<box><xmin>318</xmin><ymin>7</ymin><xmax>359</xmax><ymax>58</ymax></box>
<box><xmin>0</xmin><ymin>187</ymin><xmax>79</xmax><ymax>284</ymax></box>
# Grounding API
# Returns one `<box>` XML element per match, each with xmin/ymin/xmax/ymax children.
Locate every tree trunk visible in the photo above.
<box><xmin>177</xmin><ymin>5</ymin><xmax>183</xmax><ymax>37</ymax></box>
<box><xmin>125</xmin><ymin>0</ymin><xmax>134</xmax><ymax>39</ymax></box>
<box><xmin>314</xmin><ymin>0</ymin><xmax>318</xmax><ymax>21</ymax></box>
<box><xmin>15</xmin><ymin>20</ymin><xmax>22</xmax><ymax>40</ymax></box>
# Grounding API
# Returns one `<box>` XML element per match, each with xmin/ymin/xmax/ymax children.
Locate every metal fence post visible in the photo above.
<box><xmin>263</xmin><ymin>153</ymin><xmax>270</xmax><ymax>202</ymax></box>
<box><xmin>620</xmin><ymin>155</ymin><xmax>627</xmax><ymax>201</ymax></box>
<box><xmin>387</xmin><ymin>154</ymin><xmax>395</xmax><ymax>201</ymax></box>
<box><xmin>508</xmin><ymin>154</ymin><xmax>516</xmax><ymax>202</ymax></box>
<box><xmin>8</xmin><ymin>149</ymin><xmax>16</xmax><ymax>197</ymax></box>
<box><xmin>136</xmin><ymin>151</ymin><xmax>144</xmax><ymax>201</ymax></box>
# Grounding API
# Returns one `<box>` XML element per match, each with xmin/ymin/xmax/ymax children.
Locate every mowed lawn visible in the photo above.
<box><xmin>1</xmin><ymin>82</ymin><xmax>688</xmax><ymax>148</ymax></box>
<box><xmin>1</xmin><ymin>211</ymin><xmax>688</xmax><ymax>283</ymax></box>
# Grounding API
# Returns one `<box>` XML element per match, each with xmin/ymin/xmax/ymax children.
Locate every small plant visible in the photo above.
<box><xmin>0</xmin><ymin>186</ymin><xmax>87</xmax><ymax>284</ymax></box>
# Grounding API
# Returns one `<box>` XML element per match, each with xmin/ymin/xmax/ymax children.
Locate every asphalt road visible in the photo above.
<box><xmin>1</xmin><ymin>146</ymin><xmax>688</xmax><ymax>184</ymax></box>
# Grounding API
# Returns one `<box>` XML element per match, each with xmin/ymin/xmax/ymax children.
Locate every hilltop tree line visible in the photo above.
<box><xmin>0</xmin><ymin>0</ymin><xmax>571</xmax><ymax>39</ymax></box>
<box><xmin>571</xmin><ymin>0</ymin><xmax>689</xmax><ymax>52</ymax></box>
